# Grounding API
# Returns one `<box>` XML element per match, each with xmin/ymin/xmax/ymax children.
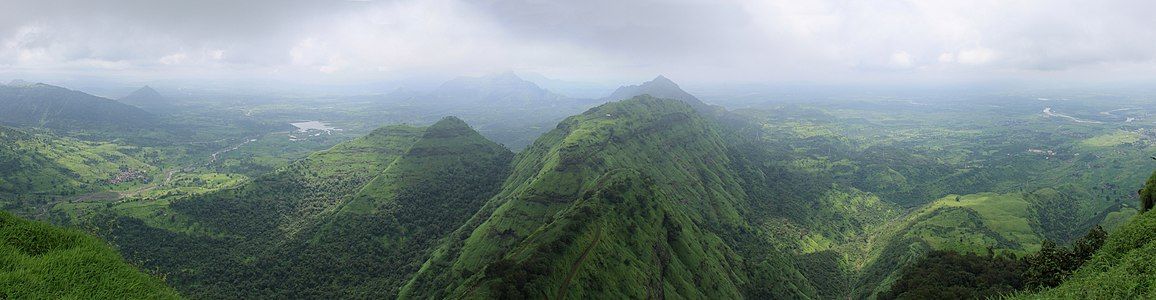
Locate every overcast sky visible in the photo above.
<box><xmin>2</xmin><ymin>0</ymin><xmax>1155</xmax><ymax>88</ymax></box>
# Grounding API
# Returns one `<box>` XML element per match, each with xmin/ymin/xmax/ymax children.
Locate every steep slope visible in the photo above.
<box><xmin>853</xmin><ymin>186</ymin><xmax>1130</xmax><ymax>298</ymax></box>
<box><xmin>170</xmin><ymin>124</ymin><xmax>426</xmax><ymax>238</ymax></box>
<box><xmin>0</xmin><ymin>211</ymin><xmax>179</xmax><ymax>299</ymax></box>
<box><xmin>119</xmin><ymin>86</ymin><xmax>174</xmax><ymax>113</ymax></box>
<box><xmin>401</xmin><ymin>96</ymin><xmax>816</xmax><ymax>299</ymax></box>
<box><xmin>253</xmin><ymin>116</ymin><xmax>514</xmax><ymax>298</ymax></box>
<box><xmin>1016</xmin><ymin>171</ymin><xmax>1156</xmax><ymax>299</ymax></box>
<box><xmin>604</xmin><ymin>75</ymin><xmax>709</xmax><ymax>110</ymax></box>
<box><xmin>0</xmin><ymin>83</ymin><xmax>156</xmax><ymax>130</ymax></box>
<box><xmin>101</xmin><ymin>118</ymin><xmax>513</xmax><ymax>298</ymax></box>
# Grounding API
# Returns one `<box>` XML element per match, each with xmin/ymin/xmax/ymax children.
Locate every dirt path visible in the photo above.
<box><xmin>556</xmin><ymin>223</ymin><xmax>603</xmax><ymax>300</ymax></box>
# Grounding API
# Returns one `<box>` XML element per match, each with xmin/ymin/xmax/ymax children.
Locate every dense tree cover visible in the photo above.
<box><xmin>0</xmin><ymin>211</ymin><xmax>179</xmax><ymax>299</ymax></box>
<box><xmin>1016</xmin><ymin>209</ymin><xmax>1156</xmax><ymax>298</ymax></box>
<box><xmin>1020</xmin><ymin>226</ymin><xmax>1107</xmax><ymax>288</ymax></box>
<box><xmin>98</xmin><ymin>118</ymin><xmax>513</xmax><ymax>298</ymax></box>
<box><xmin>402</xmin><ymin>96</ymin><xmax>827</xmax><ymax>299</ymax></box>
<box><xmin>1015</xmin><ymin>171</ymin><xmax>1156</xmax><ymax>298</ymax></box>
<box><xmin>4</xmin><ymin>75</ymin><xmax>1145</xmax><ymax>299</ymax></box>
<box><xmin>881</xmin><ymin>226</ymin><xmax>1108</xmax><ymax>299</ymax></box>
<box><xmin>879</xmin><ymin>251</ymin><xmax>1024</xmax><ymax>299</ymax></box>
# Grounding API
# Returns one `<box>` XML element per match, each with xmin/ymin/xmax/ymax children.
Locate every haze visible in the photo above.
<box><xmin>3</xmin><ymin>0</ymin><xmax>1156</xmax><ymax>93</ymax></box>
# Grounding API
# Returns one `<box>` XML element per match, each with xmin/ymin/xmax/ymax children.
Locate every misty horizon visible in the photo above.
<box><xmin>4</xmin><ymin>0</ymin><xmax>1156</xmax><ymax>96</ymax></box>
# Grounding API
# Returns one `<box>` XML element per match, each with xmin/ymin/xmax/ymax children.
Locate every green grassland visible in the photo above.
<box><xmin>0</xmin><ymin>211</ymin><xmax>180</xmax><ymax>299</ymax></box>
<box><xmin>0</xmin><ymin>126</ymin><xmax>157</xmax><ymax>196</ymax></box>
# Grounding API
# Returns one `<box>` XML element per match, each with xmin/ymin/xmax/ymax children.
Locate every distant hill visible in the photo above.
<box><xmin>603</xmin><ymin>75</ymin><xmax>709</xmax><ymax>109</ymax></box>
<box><xmin>429</xmin><ymin>72</ymin><xmax>569</xmax><ymax>107</ymax></box>
<box><xmin>0</xmin><ymin>83</ymin><xmax>156</xmax><ymax>130</ymax></box>
<box><xmin>6</xmin><ymin>79</ymin><xmax>33</xmax><ymax>87</ymax></box>
<box><xmin>517</xmin><ymin>72</ymin><xmax>614</xmax><ymax>99</ymax></box>
<box><xmin>0</xmin><ymin>211</ymin><xmax>179</xmax><ymax>299</ymax></box>
<box><xmin>381</xmin><ymin>72</ymin><xmax>600</xmax><ymax>150</ymax></box>
<box><xmin>118</xmin><ymin>86</ymin><xmax>173</xmax><ymax>113</ymax></box>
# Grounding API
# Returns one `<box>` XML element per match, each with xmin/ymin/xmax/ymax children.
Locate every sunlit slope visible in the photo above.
<box><xmin>170</xmin><ymin>124</ymin><xmax>425</xmax><ymax>237</ymax></box>
<box><xmin>0</xmin><ymin>211</ymin><xmax>179</xmax><ymax>299</ymax></box>
<box><xmin>401</xmin><ymin>96</ymin><xmax>816</xmax><ymax>299</ymax></box>
<box><xmin>854</xmin><ymin>187</ymin><xmax>1133</xmax><ymax>298</ymax></box>
<box><xmin>1015</xmin><ymin>171</ymin><xmax>1156</xmax><ymax>299</ymax></box>
<box><xmin>0</xmin><ymin>125</ymin><xmax>156</xmax><ymax>197</ymax></box>
<box><xmin>275</xmin><ymin>116</ymin><xmax>513</xmax><ymax>298</ymax></box>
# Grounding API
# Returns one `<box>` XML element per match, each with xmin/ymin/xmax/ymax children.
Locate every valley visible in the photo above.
<box><xmin>2</xmin><ymin>75</ymin><xmax>1156</xmax><ymax>299</ymax></box>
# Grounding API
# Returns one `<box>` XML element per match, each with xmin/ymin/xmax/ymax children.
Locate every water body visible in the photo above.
<box><xmin>1043</xmin><ymin>108</ymin><xmax>1103</xmax><ymax>124</ymax></box>
<box><xmin>290</xmin><ymin>121</ymin><xmax>337</xmax><ymax>132</ymax></box>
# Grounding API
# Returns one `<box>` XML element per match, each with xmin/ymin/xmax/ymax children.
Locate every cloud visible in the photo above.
<box><xmin>1</xmin><ymin>0</ymin><xmax>1155</xmax><ymax>85</ymax></box>
<box><xmin>890</xmin><ymin>51</ymin><xmax>914</xmax><ymax>69</ymax></box>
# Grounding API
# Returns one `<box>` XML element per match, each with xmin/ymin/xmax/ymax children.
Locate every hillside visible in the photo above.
<box><xmin>97</xmin><ymin>118</ymin><xmax>513</xmax><ymax>298</ymax></box>
<box><xmin>0</xmin><ymin>83</ymin><xmax>156</xmax><ymax>130</ymax></box>
<box><xmin>401</xmin><ymin>96</ymin><xmax>820</xmax><ymax>299</ymax></box>
<box><xmin>0</xmin><ymin>125</ymin><xmax>158</xmax><ymax>215</ymax></box>
<box><xmin>0</xmin><ymin>211</ymin><xmax>180</xmax><ymax>299</ymax></box>
<box><xmin>1015</xmin><ymin>171</ymin><xmax>1156</xmax><ymax>298</ymax></box>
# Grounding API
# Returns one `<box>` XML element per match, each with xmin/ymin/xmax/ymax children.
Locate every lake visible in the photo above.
<box><xmin>290</xmin><ymin>121</ymin><xmax>337</xmax><ymax>132</ymax></box>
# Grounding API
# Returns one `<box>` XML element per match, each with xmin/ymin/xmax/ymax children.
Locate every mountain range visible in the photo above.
<box><xmin>3</xmin><ymin>74</ymin><xmax>1153</xmax><ymax>298</ymax></box>
<box><xmin>0</xmin><ymin>82</ymin><xmax>156</xmax><ymax>131</ymax></box>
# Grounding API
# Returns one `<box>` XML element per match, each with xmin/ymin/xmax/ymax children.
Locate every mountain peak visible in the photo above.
<box><xmin>431</xmin><ymin>116</ymin><xmax>470</xmax><ymax>129</ymax></box>
<box><xmin>6</xmin><ymin>79</ymin><xmax>33</xmax><ymax>87</ymax></box>
<box><xmin>424</xmin><ymin>116</ymin><xmax>477</xmax><ymax>138</ymax></box>
<box><xmin>432</xmin><ymin>72</ymin><xmax>563</xmax><ymax>107</ymax></box>
<box><xmin>125</xmin><ymin>85</ymin><xmax>163</xmax><ymax>99</ymax></box>
<box><xmin>492</xmin><ymin>71</ymin><xmax>521</xmax><ymax>80</ymax></box>
<box><xmin>603</xmin><ymin>75</ymin><xmax>706</xmax><ymax>109</ymax></box>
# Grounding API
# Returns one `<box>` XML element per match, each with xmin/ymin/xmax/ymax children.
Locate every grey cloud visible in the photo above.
<box><xmin>2</xmin><ymin>0</ymin><xmax>1156</xmax><ymax>85</ymax></box>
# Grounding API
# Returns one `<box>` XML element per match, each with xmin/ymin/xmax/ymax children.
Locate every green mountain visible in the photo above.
<box><xmin>851</xmin><ymin>186</ymin><xmax>1133</xmax><ymax>298</ymax></box>
<box><xmin>400</xmin><ymin>95</ymin><xmax>821</xmax><ymax>299</ymax></box>
<box><xmin>1015</xmin><ymin>171</ymin><xmax>1156</xmax><ymax>299</ymax></box>
<box><xmin>0</xmin><ymin>211</ymin><xmax>179</xmax><ymax>299</ymax></box>
<box><xmin>0</xmin><ymin>83</ymin><xmax>156</xmax><ymax>130</ymax></box>
<box><xmin>0</xmin><ymin>125</ymin><xmax>157</xmax><ymax>213</ymax></box>
<box><xmin>99</xmin><ymin>117</ymin><xmax>513</xmax><ymax>298</ymax></box>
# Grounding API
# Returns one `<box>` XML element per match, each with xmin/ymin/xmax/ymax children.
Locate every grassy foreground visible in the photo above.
<box><xmin>0</xmin><ymin>211</ymin><xmax>180</xmax><ymax>299</ymax></box>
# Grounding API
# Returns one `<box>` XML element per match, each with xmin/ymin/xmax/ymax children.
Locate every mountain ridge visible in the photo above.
<box><xmin>0</xmin><ymin>83</ymin><xmax>156</xmax><ymax>130</ymax></box>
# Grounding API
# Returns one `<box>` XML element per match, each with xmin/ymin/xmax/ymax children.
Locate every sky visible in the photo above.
<box><xmin>2</xmin><ymin>0</ymin><xmax>1156</xmax><ymax>90</ymax></box>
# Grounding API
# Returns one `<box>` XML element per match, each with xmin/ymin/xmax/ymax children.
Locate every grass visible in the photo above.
<box><xmin>1014</xmin><ymin>210</ymin><xmax>1156</xmax><ymax>299</ymax></box>
<box><xmin>0</xmin><ymin>211</ymin><xmax>180</xmax><ymax>299</ymax></box>
<box><xmin>1080</xmin><ymin>130</ymin><xmax>1141</xmax><ymax>148</ymax></box>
